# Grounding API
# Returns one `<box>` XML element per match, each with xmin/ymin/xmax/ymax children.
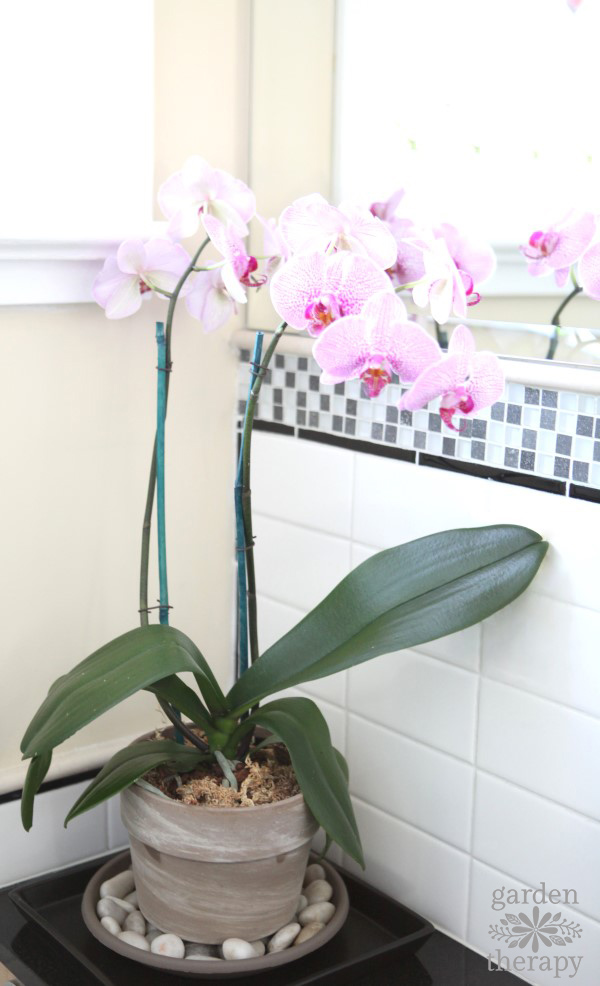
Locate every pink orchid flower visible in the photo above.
<box><xmin>412</xmin><ymin>238</ymin><xmax>479</xmax><ymax>325</ymax></box>
<box><xmin>270</xmin><ymin>250</ymin><xmax>393</xmax><ymax>338</ymax></box>
<box><xmin>93</xmin><ymin>239</ymin><xmax>191</xmax><ymax>319</ymax></box>
<box><xmin>279</xmin><ymin>193</ymin><xmax>397</xmax><ymax>269</ymax></box>
<box><xmin>567</xmin><ymin>0</ymin><xmax>583</xmax><ymax>10</ymax></box>
<box><xmin>158</xmin><ymin>156</ymin><xmax>256</xmax><ymax>241</ymax></box>
<box><xmin>520</xmin><ymin>213</ymin><xmax>596</xmax><ymax>288</ymax></box>
<box><xmin>202</xmin><ymin>215</ymin><xmax>266</xmax><ymax>304</ymax></box>
<box><xmin>313</xmin><ymin>291</ymin><xmax>441</xmax><ymax>398</ymax></box>
<box><xmin>435</xmin><ymin>223</ymin><xmax>496</xmax><ymax>295</ymax></box>
<box><xmin>369</xmin><ymin>188</ymin><xmax>406</xmax><ymax>222</ymax></box>
<box><xmin>387</xmin><ymin>218</ymin><xmax>429</xmax><ymax>287</ymax></box>
<box><xmin>399</xmin><ymin>324</ymin><xmax>504</xmax><ymax>430</ymax></box>
<box><xmin>185</xmin><ymin>268</ymin><xmax>236</xmax><ymax>333</ymax></box>
<box><xmin>579</xmin><ymin>241</ymin><xmax>600</xmax><ymax>299</ymax></box>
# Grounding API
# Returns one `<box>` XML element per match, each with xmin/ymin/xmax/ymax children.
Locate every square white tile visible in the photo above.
<box><xmin>348</xmin><ymin>648</ymin><xmax>478</xmax><ymax>762</ymax></box>
<box><xmin>347</xmin><ymin>716</ymin><xmax>473</xmax><ymax>850</ymax></box>
<box><xmin>477</xmin><ymin>680</ymin><xmax>600</xmax><ymax>821</ymax></box>
<box><xmin>482</xmin><ymin>591</ymin><xmax>600</xmax><ymax>718</ymax></box>
<box><xmin>344</xmin><ymin>799</ymin><xmax>470</xmax><ymax>939</ymax></box>
<box><xmin>472</xmin><ymin>772</ymin><xmax>600</xmax><ymax>923</ymax></box>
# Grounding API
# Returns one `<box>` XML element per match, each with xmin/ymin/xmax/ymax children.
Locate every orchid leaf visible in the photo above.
<box><xmin>21</xmin><ymin>624</ymin><xmax>228</xmax><ymax>759</ymax></box>
<box><xmin>146</xmin><ymin>675</ymin><xmax>212</xmax><ymax>731</ymax></box>
<box><xmin>64</xmin><ymin>740</ymin><xmax>209</xmax><ymax>825</ymax></box>
<box><xmin>228</xmin><ymin>526</ymin><xmax>547</xmax><ymax>713</ymax></box>
<box><xmin>21</xmin><ymin>750</ymin><xmax>52</xmax><ymax>832</ymax></box>
<box><xmin>247</xmin><ymin>697</ymin><xmax>363</xmax><ymax>866</ymax></box>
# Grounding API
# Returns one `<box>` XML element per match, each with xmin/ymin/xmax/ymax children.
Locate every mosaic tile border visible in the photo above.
<box><xmin>237</xmin><ymin>349</ymin><xmax>600</xmax><ymax>502</ymax></box>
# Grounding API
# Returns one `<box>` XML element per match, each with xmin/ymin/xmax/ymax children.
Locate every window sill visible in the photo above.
<box><xmin>0</xmin><ymin>226</ymin><xmax>166</xmax><ymax>305</ymax></box>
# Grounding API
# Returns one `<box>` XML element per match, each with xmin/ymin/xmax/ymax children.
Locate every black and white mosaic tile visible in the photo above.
<box><xmin>237</xmin><ymin>350</ymin><xmax>600</xmax><ymax>501</ymax></box>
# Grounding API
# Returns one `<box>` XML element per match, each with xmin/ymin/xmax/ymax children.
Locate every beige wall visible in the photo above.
<box><xmin>1</xmin><ymin>0</ymin><xmax>251</xmax><ymax>791</ymax></box>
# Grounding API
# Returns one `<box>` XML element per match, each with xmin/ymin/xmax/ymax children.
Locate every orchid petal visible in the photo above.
<box><xmin>554</xmin><ymin>266</ymin><xmax>570</xmax><ymax>289</ymax></box>
<box><xmin>428</xmin><ymin>278</ymin><xmax>454</xmax><ymax>324</ymax></box>
<box><xmin>104</xmin><ymin>273</ymin><xmax>142</xmax><ymax>320</ymax></box>
<box><xmin>279</xmin><ymin>194</ymin><xmax>336</xmax><ymax>254</ymax></box>
<box><xmin>580</xmin><ymin>241</ymin><xmax>600</xmax><ymax>299</ymax></box>
<box><xmin>313</xmin><ymin>314</ymin><xmax>370</xmax><ymax>383</ymax></box>
<box><xmin>324</xmin><ymin>252</ymin><xmax>394</xmax><ymax>316</ymax></box>
<box><xmin>398</xmin><ymin>355</ymin><xmax>463</xmax><ymax>411</ymax></box>
<box><xmin>545</xmin><ymin>213</ymin><xmax>596</xmax><ymax>270</ymax></box>
<box><xmin>221</xmin><ymin>261</ymin><xmax>247</xmax><ymax>303</ymax></box>
<box><xmin>436</xmin><ymin>223</ymin><xmax>496</xmax><ymax>285</ymax></box>
<box><xmin>116</xmin><ymin>240</ymin><xmax>147</xmax><ymax>275</ymax></box>
<box><xmin>270</xmin><ymin>252</ymin><xmax>328</xmax><ymax>329</ymax></box>
<box><xmin>467</xmin><ymin>352</ymin><xmax>505</xmax><ymax>412</ymax></box>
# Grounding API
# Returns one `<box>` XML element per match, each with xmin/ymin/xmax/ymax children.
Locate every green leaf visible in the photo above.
<box><xmin>146</xmin><ymin>675</ymin><xmax>212</xmax><ymax>730</ymax></box>
<box><xmin>248</xmin><ymin>698</ymin><xmax>364</xmax><ymax>867</ymax></box>
<box><xmin>228</xmin><ymin>526</ymin><xmax>547</xmax><ymax>713</ymax></box>
<box><xmin>317</xmin><ymin>747</ymin><xmax>348</xmax><ymax>864</ymax></box>
<box><xmin>21</xmin><ymin>624</ymin><xmax>228</xmax><ymax>759</ymax></box>
<box><xmin>21</xmin><ymin>750</ymin><xmax>52</xmax><ymax>832</ymax></box>
<box><xmin>64</xmin><ymin>740</ymin><xmax>209</xmax><ymax>825</ymax></box>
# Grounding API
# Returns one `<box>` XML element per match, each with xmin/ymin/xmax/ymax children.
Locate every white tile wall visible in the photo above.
<box><xmin>251</xmin><ymin>430</ymin><xmax>600</xmax><ymax>986</ymax></box>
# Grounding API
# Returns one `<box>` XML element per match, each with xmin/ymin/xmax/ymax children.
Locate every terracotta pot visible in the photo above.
<box><xmin>120</xmin><ymin>732</ymin><xmax>319</xmax><ymax>943</ymax></box>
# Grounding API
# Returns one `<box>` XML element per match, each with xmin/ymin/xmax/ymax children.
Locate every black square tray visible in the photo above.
<box><xmin>3</xmin><ymin>851</ymin><xmax>433</xmax><ymax>986</ymax></box>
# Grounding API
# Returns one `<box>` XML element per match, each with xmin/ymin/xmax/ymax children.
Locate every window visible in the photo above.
<box><xmin>334</xmin><ymin>0</ymin><xmax>600</xmax><ymax>247</ymax></box>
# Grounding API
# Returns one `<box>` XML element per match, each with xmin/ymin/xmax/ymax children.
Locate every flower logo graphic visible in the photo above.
<box><xmin>489</xmin><ymin>907</ymin><xmax>583</xmax><ymax>951</ymax></box>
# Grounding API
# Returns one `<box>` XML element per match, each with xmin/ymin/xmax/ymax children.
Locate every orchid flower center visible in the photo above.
<box><xmin>360</xmin><ymin>363</ymin><xmax>393</xmax><ymax>398</ymax></box>
<box><xmin>458</xmin><ymin>269</ymin><xmax>481</xmax><ymax>307</ymax></box>
<box><xmin>139</xmin><ymin>279</ymin><xmax>152</xmax><ymax>295</ymax></box>
<box><xmin>439</xmin><ymin>386</ymin><xmax>475</xmax><ymax>430</ymax></box>
<box><xmin>526</xmin><ymin>229</ymin><xmax>559</xmax><ymax>259</ymax></box>
<box><xmin>304</xmin><ymin>293</ymin><xmax>341</xmax><ymax>336</ymax></box>
<box><xmin>239</xmin><ymin>255</ymin><xmax>267</xmax><ymax>288</ymax></box>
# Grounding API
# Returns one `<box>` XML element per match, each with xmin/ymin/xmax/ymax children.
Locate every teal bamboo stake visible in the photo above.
<box><xmin>235</xmin><ymin>333</ymin><xmax>264</xmax><ymax>680</ymax></box>
<box><xmin>156</xmin><ymin>321</ymin><xmax>182</xmax><ymax>743</ymax></box>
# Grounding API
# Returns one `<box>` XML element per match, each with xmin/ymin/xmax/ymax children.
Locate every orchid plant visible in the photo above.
<box><xmin>20</xmin><ymin>157</ymin><xmax>548</xmax><ymax>867</ymax></box>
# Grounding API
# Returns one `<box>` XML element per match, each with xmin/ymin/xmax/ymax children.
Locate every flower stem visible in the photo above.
<box><xmin>139</xmin><ymin>237</ymin><xmax>209</xmax><ymax>627</ymax></box>
<box><xmin>235</xmin><ymin>333</ymin><xmax>264</xmax><ymax>680</ymax></box>
<box><xmin>546</xmin><ymin>280</ymin><xmax>583</xmax><ymax>360</ymax></box>
<box><xmin>239</xmin><ymin>322</ymin><xmax>288</xmax><ymax>667</ymax></box>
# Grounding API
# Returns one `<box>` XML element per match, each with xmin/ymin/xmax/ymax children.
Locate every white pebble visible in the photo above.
<box><xmin>124</xmin><ymin>910</ymin><xmax>146</xmax><ymax>936</ymax></box>
<box><xmin>118</xmin><ymin>930</ymin><xmax>150</xmax><ymax>951</ymax></box>
<box><xmin>96</xmin><ymin>898</ymin><xmax>127</xmax><ymax>924</ymax></box>
<box><xmin>304</xmin><ymin>879</ymin><xmax>333</xmax><ymax>905</ymax></box>
<box><xmin>298</xmin><ymin>902</ymin><xmax>335</xmax><ymax>926</ymax></box>
<box><xmin>100</xmin><ymin>870</ymin><xmax>135</xmax><ymax>900</ymax></box>
<box><xmin>103</xmin><ymin>896</ymin><xmax>135</xmax><ymax>915</ymax></box>
<box><xmin>100</xmin><ymin>915</ymin><xmax>121</xmax><ymax>936</ymax></box>
<box><xmin>250</xmin><ymin>939</ymin><xmax>266</xmax><ymax>957</ymax></box>
<box><xmin>151</xmin><ymin>933</ymin><xmax>185</xmax><ymax>958</ymax></box>
<box><xmin>296</xmin><ymin>894</ymin><xmax>308</xmax><ymax>914</ymax></box>
<box><xmin>185</xmin><ymin>954</ymin><xmax>221</xmax><ymax>961</ymax></box>
<box><xmin>222</xmin><ymin>938</ymin><xmax>257</xmax><ymax>960</ymax></box>
<box><xmin>146</xmin><ymin>929</ymin><xmax>162</xmax><ymax>945</ymax></box>
<box><xmin>303</xmin><ymin>863</ymin><xmax>325</xmax><ymax>886</ymax></box>
<box><xmin>294</xmin><ymin>920</ymin><xmax>325</xmax><ymax>945</ymax></box>
<box><xmin>124</xmin><ymin>890</ymin><xmax>138</xmax><ymax>907</ymax></box>
<box><xmin>268</xmin><ymin>922</ymin><xmax>301</xmax><ymax>953</ymax></box>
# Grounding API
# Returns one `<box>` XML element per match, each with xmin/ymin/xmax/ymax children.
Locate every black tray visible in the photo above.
<box><xmin>4</xmin><ymin>851</ymin><xmax>433</xmax><ymax>986</ymax></box>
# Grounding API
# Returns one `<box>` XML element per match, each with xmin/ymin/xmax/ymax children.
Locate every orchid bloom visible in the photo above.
<box><xmin>313</xmin><ymin>291</ymin><xmax>441</xmax><ymax>398</ymax></box>
<box><xmin>158</xmin><ymin>156</ymin><xmax>256</xmax><ymax>241</ymax></box>
<box><xmin>202</xmin><ymin>215</ymin><xmax>266</xmax><ymax>304</ymax></box>
<box><xmin>185</xmin><ymin>268</ymin><xmax>236</xmax><ymax>333</ymax></box>
<box><xmin>435</xmin><ymin>223</ymin><xmax>496</xmax><ymax>297</ymax></box>
<box><xmin>579</xmin><ymin>241</ymin><xmax>600</xmax><ymax>299</ymax></box>
<box><xmin>279</xmin><ymin>193</ymin><xmax>397</xmax><ymax>269</ymax></box>
<box><xmin>93</xmin><ymin>239</ymin><xmax>191</xmax><ymax>319</ymax></box>
<box><xmin>387</xmin><ymin>218</ymin><xmax>429</xmax><ymax>287</ymax></box>
<box><xmin>567</xmin><ymin>0</ymin><xmax>583</xmax><ymax>10</ymax></box>
<box><xmin>412</xmin><ymin>238</ymin><xmax>479</xmax><ymax>325</ymax></box>
<box><xmin>520</xmin><ymin>213</ymin><xmax>596</xmax><ymax>288</ymax></box>
<box><xmin>270</xmin><ymin>251</ymin><xmax>393</xmax><ymax>338</ymax></box>
<box><xmin>399</xmin><ymin>324</ymin><xmax>504</xmax><ymax>430</ymax></box>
